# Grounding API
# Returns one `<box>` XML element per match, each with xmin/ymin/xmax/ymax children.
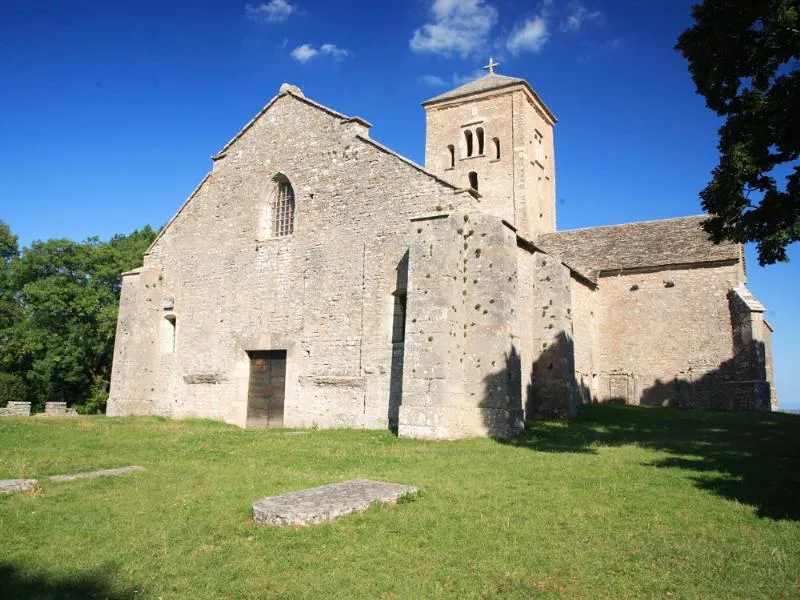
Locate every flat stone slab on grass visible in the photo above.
<box><xmin>49</xmin><ymin>465</ymin><xmax>146</xmax><ymax>482</ymax></box>
<box><xmin>253</xmin><ymin>479</ymin><xmax>418</xmax><ymax>526</ymax></box>
<box><xmin>0</xmin><ymin>479</ymin><xmax>38</xmax><ymax>495</ymax></box>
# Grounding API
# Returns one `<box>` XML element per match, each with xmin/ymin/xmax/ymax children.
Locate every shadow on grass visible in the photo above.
<box><xmin>0</xmin><ymin>563</ymin><xmax>137</xmax><ymax>600</ymax></box>
<box><xmin>503</xmin><ymin>404</ymin><xmax>800</xmax><ymax>521</ymax></box>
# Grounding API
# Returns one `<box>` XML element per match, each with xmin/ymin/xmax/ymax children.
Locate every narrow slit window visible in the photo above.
<box><xmin>464</xmin><ymin>130</ymin><xmax>473</xmax><ymax>157</ymax></box>
<box><xmin>476</xmin><ymin>127</ymin><xmax>485</xmax><ymax>155</ymax></box>
<box><xmin>391</xmin><ymin>293</ymin><xmax>407</xmax><ymax>343</ymax></box>
<box><xmin>468</xmin><ymin>171</ymin><xmax>478</xmax><ymax>191</ymax></box>
<box><xmin>161</xmin><ymin>315</ymin><xmax>176</xmax><ymax>354</ymax></box>
<box><xmin>447</xmin><ymin>145</ymin><xmax>455</xmax><ymax>168</ymax></box>
<box><xmin>535</xmin><ymin>132</ymin><xmax>544</xmax><ymax>163</ymax></box>
<box><xmin>492</xmin><ymin>137</ymin><xmax>500</xmax><ymax>159</ymax></box>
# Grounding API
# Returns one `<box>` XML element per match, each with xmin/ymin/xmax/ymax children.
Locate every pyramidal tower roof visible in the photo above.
<box><xmin>423</xmin><ymin>73</ymin><xmax>526</xmax><ymax>104</ymax></box>
<box><xmin>422</xmin><ymin>70</ymin><xmax>557</xmax><ymax>123</ymax></box>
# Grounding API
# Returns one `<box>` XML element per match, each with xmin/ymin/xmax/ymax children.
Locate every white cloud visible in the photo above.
<box><xmin>560</xmin><ymin>2</ymin><xmax>603</xmax><ymax>33</ymax></box>
<box><xmin>245</xmin><ymin>0</ymin><xmax>297</xmax><ymax>23</ymax></box>
<box><xmin>506</xmin><ymin>16</ymin><xmax>549</xmax><ymax>55</ymax></box>
<box><xmin>418</xmin><ymin>74</ymin><xmax>446</xmax><ymax>86</ymax></box>
<box><xmin>290</xmin><ymin>43</ymin><xmax>350</xmax><ymax>63</ymax></box>
<box><xmin>290</xmin><ymin>43</ymin><xmax>318</xmax><ymax>62</ymax></box>
<box><xmin>320</xmin><ymin>43</ymin><xmax>349</xmax><ymax>59</ymax></box>
<box><xmin>410</xmin><ymin>0</ymin><xmax>499</xmax><ymax>57</ymax></box>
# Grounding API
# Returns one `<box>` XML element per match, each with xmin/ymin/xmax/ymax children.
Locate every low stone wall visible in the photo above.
<box><xmin>44</xmin><ymin>402</ymin><xmax>78</xmax><ymax>416</ymax></box>
<box><xmin>0</xmin><ymin>402</ymin><xmax>31</xmax><ymax>417</ymax></box>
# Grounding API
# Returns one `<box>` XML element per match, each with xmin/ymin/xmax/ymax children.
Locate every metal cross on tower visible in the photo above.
<box><xmin>483</xmin><ymin>57</ymin><xmax>499</xmax><ymax>74</ymax></box>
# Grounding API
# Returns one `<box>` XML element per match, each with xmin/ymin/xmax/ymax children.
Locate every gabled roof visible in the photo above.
<box><xmin>145</xmin><ymin>84</ymin><xmax>462</xmax><ymax>256</ymax></box>
<box><xmin>145</xmin><ymin>172</ymin><xmax>211</xmax><ymax>254</ymax></box>
<box><xmin>536</xmin><ymin>216</ymin><xmax>741</xmax><ymax>281</ymax></box>
<box><xmin>210</xmin><ymin>86</ymin><xmax>453</xmax><ymax>191</ymax></box>
<box><xmin>355</xmin><ymin>134</ymin><xmax>457</xmax><ymax>191</ymax></box>
<box><xmin>422</xmin><ymin>73</ymin><xmax>557</xmax><ymax>123</ymax></box>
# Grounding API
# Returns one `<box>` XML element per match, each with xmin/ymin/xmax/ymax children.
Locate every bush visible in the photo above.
<box><xmin>77</xmin><ymin>377</ymin><xmax>109</xmax><ymax>415</ymax></box>
<box><xmin>0</xmin><ymin>372</ymin><xmax>27</xmax><ymax>407</ymax></box>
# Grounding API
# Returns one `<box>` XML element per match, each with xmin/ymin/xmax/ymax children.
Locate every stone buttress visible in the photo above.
<box><xmin>398</xmin><ymin>211</ymin><xmax>524</xmax><ymax>438</ymax></box>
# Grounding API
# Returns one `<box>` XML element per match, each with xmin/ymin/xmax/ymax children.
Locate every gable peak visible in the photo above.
<box><xmin>279</xmin><ymin>83</ymin><xmax>304</xmax><ymax>97</ymax></box>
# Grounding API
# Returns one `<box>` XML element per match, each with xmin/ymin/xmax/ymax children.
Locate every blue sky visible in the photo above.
<box><xmin>1</xmin><ymin>0</ymin><xmax>797</xmax><ymax>408</ymax></box>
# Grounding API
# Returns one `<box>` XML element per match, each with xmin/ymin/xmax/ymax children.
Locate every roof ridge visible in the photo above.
<box><xmin>535</xmin><ymin>214</ymin><xmax>740</xmax><ymax>275</ymax></box>
<box><xmin>145</xmin><ymin>172</ymin><xmax>212</xmax><ymax>255</ymax></box>
<box><xmin>544</xmin><ymin>214</ymin><xmax>708</xmax><ymax>235</ymax></box>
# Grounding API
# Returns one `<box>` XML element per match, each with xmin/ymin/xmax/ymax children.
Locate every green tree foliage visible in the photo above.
<box><xmin>0</xmin><ymin>222</ymin><xmax>156</xmax><ymax>412</ymax></box>
<box><xmin>0</xmin><ymin>223</ymin><xmax>19</xmax><ymax>351</ymax></box>
<box><xmin>676</xmin><ymin>0</ymin><xmax>799</xmax><ymax>264</ymax></box>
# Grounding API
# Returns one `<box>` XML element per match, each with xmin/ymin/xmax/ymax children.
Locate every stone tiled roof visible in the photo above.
<box><xmin>423</xmin><ymin>73</ymin><xmax>557</xmax><ymax>122</ymax></box>
<box><xmin>536</xmin><ymin>216</ymin><xmax>741</xmax><ymax>280</ymax></box>
<box><xmin>424</xmin><ymin>73</ymin><xmax>526</xmax><ymax>104</ymax></box>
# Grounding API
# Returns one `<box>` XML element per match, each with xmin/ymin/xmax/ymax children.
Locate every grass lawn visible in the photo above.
<box><xmin>1</xmin><ymin>405</ymin><xmax>798</xmax><ymax>599</ymax></box>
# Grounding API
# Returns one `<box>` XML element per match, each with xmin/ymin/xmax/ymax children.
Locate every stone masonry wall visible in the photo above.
<box><xmin>0</xmin><ymin>402</ymin><xmax>31</xmax><ymax>417</ymax></box>
<box><xmin>527</xmin><ymin>252</ymin><xmax>579</xmax><ymax>418</ymax></box>
<box><xmin>398</xmin><ymin>211</ymin><xmax>523</xmax><ymax>438</ymax></box>
<box><xmin>518</xmin><ymin>91</ymin><xmax>557</xmax><ymax>235</ymax></box>
<box><xmin>515</xmin><ymin>244</ymin><xmax>536</xmax><ymax>421</ymax></box>
<box><xmin>44</xmin><ymin>402</ymin><xmax>77</xmax><ymax>416</ymax></box>
<box><xmin>109</xmin><ymin>91</ymin><xmax>476</xmax><ymax>430</ymax></box>
<box><xmin>728</xmin><ymin>289</ymin><xmax>776</xmax><ymax>410</ymax></box>
<box><xmin>569</xmin><ymin>274</ymin><xmax>597</xmax><ymax>405</ymax></box>
<box><xmin>108</xmin><ymin>267</ymin><xmax>171</xmax><ymax>417</ymax></box>
<box><xmin>763</xmin><ymin>321</ymin><xmax>777</xmax><ymax>408</ymax></box>
<box><xmin>593</xmin><ymin>263</ymin><xmax>743</xmax><ymax>407</ymax></box>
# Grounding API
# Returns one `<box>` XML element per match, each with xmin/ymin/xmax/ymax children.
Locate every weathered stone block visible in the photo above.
<box><xmin>0</xmin><ymin>402</ymin><xmax>31</xmax><ymax>417</ymax></box>
<box><xmin>49</xmin><ymin>466</ymin><xmax>146</xmax><ymax>482</ymax></box>
<box><xmin>0</xmin><ymin>479</ymin><xmax>38</xmax><ymax>495</ymax></box>
<box><xmin>252</xmin><ymin>479</ymin><xmax>417</xmax><ymax>526</ymax></box>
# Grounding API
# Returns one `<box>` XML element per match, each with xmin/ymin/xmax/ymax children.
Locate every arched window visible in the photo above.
<box><xmin>492</xmin><ymin>137</ymin><xmax>500</xmax><ymax>159</ymax></box>
<box><xmin>464</xmin><ymin>130</ymin><xmax>473</xmax><ymax>157</ymax></box>
<box><xmin>468</xmin><ymin>171</ymin><xmax>478</xmax><ymax>191</ymax></box>
<box><xmin>476</xmin><ymin>127</ymin><xmax>485</xmax><ymax>155</ymax></box>
<box><xmin>447</xmin><ymin>145</ymin><xmax>455</xmax><ymax>168</ymax></box>
<box><xmin>271</xmin><ymin>174</ymin><xmax>295</xmax><ymax>237</ymax></box>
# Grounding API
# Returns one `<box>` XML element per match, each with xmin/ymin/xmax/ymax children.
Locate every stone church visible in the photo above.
<box><xmin>108</xmin><ymin>66</ymin><xmax>776</xmax><ymax>438</ymax></box>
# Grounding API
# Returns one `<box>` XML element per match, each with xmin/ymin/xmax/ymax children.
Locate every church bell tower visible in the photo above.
<box><xmin>422</xmin><ymin>59</ymin><xmax>557</xmax><ymax>238</ymax></box>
